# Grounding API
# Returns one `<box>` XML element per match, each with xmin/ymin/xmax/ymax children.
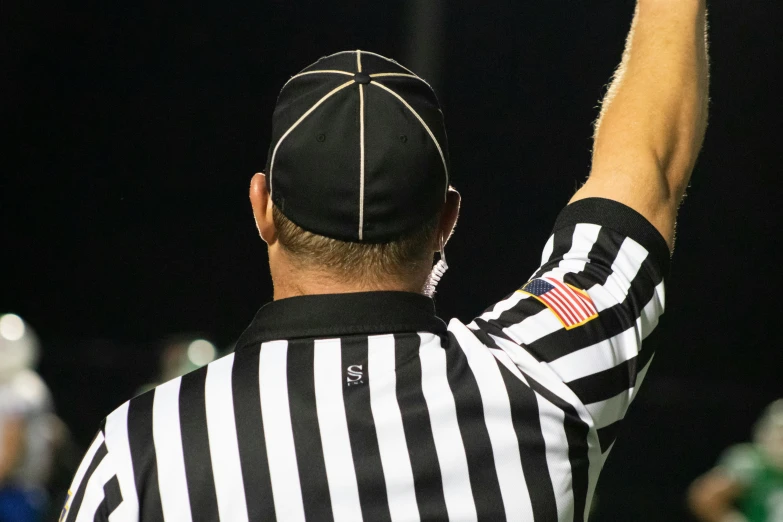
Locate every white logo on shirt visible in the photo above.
<box><xmin>346</xmin><ymin>365</ymin><xmax>364</xmax><ymax>386</ymax></box>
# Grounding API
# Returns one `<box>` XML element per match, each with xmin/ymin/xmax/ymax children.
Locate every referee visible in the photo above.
<box><xmin>62</xmin><ymin>1</ymin><xmax>709</xmax><ymax>520</ymax></box>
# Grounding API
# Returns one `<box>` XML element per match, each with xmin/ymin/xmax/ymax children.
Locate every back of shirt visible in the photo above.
<box><xmin>61</xmin><ymin>198</ymin><xmax>669</xmax><ymax>522</ymax></box>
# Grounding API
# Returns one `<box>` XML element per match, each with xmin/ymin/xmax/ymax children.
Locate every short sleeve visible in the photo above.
<box><xmin>469</xmin><ymin>198</ymin><xmax>669</xmax><ymax>451</ymax></box>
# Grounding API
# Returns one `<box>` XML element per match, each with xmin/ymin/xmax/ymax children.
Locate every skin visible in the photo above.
<box><xmin>252</xmin><ymin>0</ymin><xmax>709</xmax><ymax>296</ymax></box>
<box><xmin>0</xmin><ymin>416</ymin><xmax>25</xmax><ymax>485</ymax></box>
<box><xmin>250</xmin><ymin>173</ymin><xmax>461</xmax><ymax>300</ymax></box>
<box><xmin>571</xmin><ymin>0</ymin><xmax>710</xmax><ymax>251</ymax></box>
<box><xmin>688</xmin><ymin>472</ymin><xmax>748</xmax><ymax>522</ymax></box>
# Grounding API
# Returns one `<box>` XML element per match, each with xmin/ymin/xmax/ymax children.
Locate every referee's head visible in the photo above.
<box><xmin>249</xmin><ymin>50</ymin><xmax>460</xmax><ymax>298</ymax></box>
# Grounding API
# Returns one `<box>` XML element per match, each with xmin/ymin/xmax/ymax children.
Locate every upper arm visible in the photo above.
<box><xmin>570</xmin><ymin>158</ymin><xmax>678</xmax><ymax>251</ymax></box>
<box><xmin>469</xmin><ymin>198</ymin><xmax>669</xmax><ymax>449</ymax></box>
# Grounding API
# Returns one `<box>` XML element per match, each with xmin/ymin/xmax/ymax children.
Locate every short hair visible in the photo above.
<box><xmin>273</xmin><ymin>206</ymin><xmax>440</xmax><ymax>285</ymax></box>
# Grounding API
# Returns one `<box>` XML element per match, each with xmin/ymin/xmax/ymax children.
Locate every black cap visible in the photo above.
<box><xmin>264</xmin><ymin>50</ymin><xmax>449</xmax><ymax>243</ymax></box>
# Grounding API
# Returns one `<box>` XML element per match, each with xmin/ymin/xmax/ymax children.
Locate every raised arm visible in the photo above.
<box><xmin>570</xmin><ymin>0</ymin><xmax>709</xmax><ymax>249</ymax></box>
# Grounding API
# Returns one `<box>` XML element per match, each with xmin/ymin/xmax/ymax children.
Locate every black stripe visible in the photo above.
<box><xmin>287</xmin><ymin>339</ymin><xmax>334</xmax><ymax>521</ymax></box>
<box><xmin>531</xmin><ymin>225</ymin><xmax>575</xmax><ymax>280</ymax></box>
<box><xmin>566</xmin><ymin>341</ymin><xmax>656</xmax><ymax>406</ymax></box>
<box><xmin>65</xmin><ymin>439</ymin><xmax>108</xmax><ymax>522</ymax></box>
<box><xmin>563</xmin><ymin>226</ymin><xmax>623</xmax><ymax>290</ymax></box>
<box><xmin>479</xmin><ymin>297</ymin><xmax>548</xmax><ymax>359</ymax></box>
<box><xmin>127</xmin><ymin>391</ymin><xmax>164</xmax><ymax>522</ymax></box>
<box><xmin>596</xmin><ymin>420</ymin><xmax>622</xmax><ymax>453</ymax></box>
<box><xmin>523</xmin><ymin>373</ymin><xmax>590</xmax><ymax>522</ymax></box>
<box><xmin>394</xmin><ymin>333</ymin><xmax>446</xmax><ymax>520</ymax></box>
<box><xmin>94</xmin><ymin>475</ymin><xmax>123</xmax><ymax>521</ymax></box>
<box><xmin>179</xmin><ymin>367</ymin><xmax>219</xmax><ymax>521</ymax></box>
<box><xmin>341</xmin><ymin>336</ymin><xmax>392</xmax><ymax>522</ymax></box>
<box><xmin>495</xmin><ymin>359</ymin><xmax>559</xmax><ymax>521</ymax></box>
<box><xmin>232</xmin><ymin>344</ymin><xmax>276</xmax><ymax>521</ymax></box>
<box><xmin>543</xmin><ymin>224</ymin><xmax>577</xmax><ymax>275</ymax></box>
<box><xmin>446</xmin><ymin>332</ymin><xmax>505</xmax><ymax>521</ymax></box>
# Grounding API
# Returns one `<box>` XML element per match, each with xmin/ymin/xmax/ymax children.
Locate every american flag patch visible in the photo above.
<box><xmin>519</xmin><ymin>277</ymin><xmax>598</xmax><ymax>329</ymax></box>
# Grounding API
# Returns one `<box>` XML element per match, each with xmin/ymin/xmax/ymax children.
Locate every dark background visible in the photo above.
<box><xmin>2</xmin><ymin>1</ymin><xmax>780</xmax><ymax>520</ymax></box>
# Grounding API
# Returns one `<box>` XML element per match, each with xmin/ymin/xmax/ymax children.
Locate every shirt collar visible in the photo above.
<box><xmin>235</xmin><ymin>291</ymin><xmax>447</xmax><ymax>348</ymax></box>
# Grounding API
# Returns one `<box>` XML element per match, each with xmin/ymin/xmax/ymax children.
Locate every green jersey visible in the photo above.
<box><xmin>718</xmin><ymin>444</ymin><xmax>783</xmax><ymax>522</ymax></box>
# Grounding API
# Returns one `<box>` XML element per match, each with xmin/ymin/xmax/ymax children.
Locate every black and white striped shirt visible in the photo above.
<box><xmin>62</xmin><ymin>198</ymin><xmax>669</xmax><ymax>522</ymax></box>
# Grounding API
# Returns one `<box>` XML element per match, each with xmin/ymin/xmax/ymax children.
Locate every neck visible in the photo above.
<box><xmin>269</xmin><ymin>257</ymin><xmax>428</xmax><ymax>301</ymax></box>
<box><xmin>271</xmin><ymin>270</ymin><xmax>426</xmax><ymax>300</ymax></box>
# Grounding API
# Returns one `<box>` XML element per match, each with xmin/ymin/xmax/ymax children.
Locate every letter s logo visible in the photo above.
<box><xmin>346</xmin><ymin>365</ymin><xmax>364</xmax><ymax>386</ymax></box>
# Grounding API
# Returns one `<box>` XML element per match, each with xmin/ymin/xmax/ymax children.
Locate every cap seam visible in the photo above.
<box><xmin>369</xmin><ymin>80</ymin><xmax>449</xmax><ymax>199</ymax></box>
<box><xmin>357</xmin><ymin>50</ymin><xmax>366</xmax><ymax>240</ymax></box>
<box><xmin>268</xmin><ymin>79</ymin><xmax>354</xmax><ymax>196</ymax></box>
<box><xmin>278</xmin><ymin>69</ymin><xmax>353</xmax><ymax>94</ymax></box>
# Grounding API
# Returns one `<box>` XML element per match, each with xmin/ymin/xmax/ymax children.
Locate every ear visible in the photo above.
<box><xmin>249</xmin><ymin>173</ymin><xmax>277</xmax><ymax>244</ymax></box>
<box><xmin>438</xmin><ymin>187</ymin><xmax>461</xmax><ymax>250</ymax></box>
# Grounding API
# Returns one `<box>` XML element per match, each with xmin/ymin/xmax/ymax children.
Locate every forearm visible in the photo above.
<box><xmin>688</xmin><ymin>473</ymin><xmax>747</xmax><ymax>522</ymax></box>
<box><xmin>0</xmin><ymin>419</ymin><xmax>25</xmax><ymax>483</ymax></box>
<box><xmin>593</xmin><ymin>0</ymin><xmax>709</xmax><ymax>204</ymax></box>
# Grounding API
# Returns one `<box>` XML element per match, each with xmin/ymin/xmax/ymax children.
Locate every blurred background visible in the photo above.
<box><xmin>1</xmin><ymin>1</ymin><xmax>780</xmax><ymax>520</ymax></box>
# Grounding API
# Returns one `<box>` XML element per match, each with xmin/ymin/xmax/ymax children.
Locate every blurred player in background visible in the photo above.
<box><xmin>0</xmin><ymin>314</ymin><xmax>61</xmax><ymax>522</ymax></box>
<box><xmin>689</xmin><ymin>400</ymin><xmax>783</xmax><ymax>522</ymax></box>
<box><xmin>137</xmin><ymin>336</ymin><xmax>218</xmax><ymax>395</ymax></box>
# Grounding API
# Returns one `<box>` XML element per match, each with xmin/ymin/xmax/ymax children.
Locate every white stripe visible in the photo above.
<box><xmin>66</xmin><ymin>431</ymin><xmax>105</xmax><ymax>505</ymax></box>
<box><xmin>592</xmin><ymin>237</ymin><xmax>648</xmax><ymax>312</ymax></box>
<box><xmin>268</xmin><ymin>80</ymin><xmax>354</xmax><ymax>194</ymax></box>
<box><xmin>551</xmin><ymin>328</ymin><xmax>640</xmax><ymax>384</ymax></box>
<box><xmin>534</xmin><ymin>393</ymin><xmax>574</xmax><ymax>522</ymax></box>
<box><xmin>259</xmin><ymin>341</ymin><xmax>306</xmax><ymax>522</ymax></box>
<box><xmin>451</xmin><ymin>325</ymin><xmax>534</xmax><ymax>521</ymax></box>
<box><xmin>103</xmin><ymin>402</ymin><xmax>138</xmax><ymax>522</ymax></box>
<box><xmin>368</xmin><ymin>335</ymin><xmax>420</xmax><ymax>522</ymax></box>
<box><xmin>503</xmin><ymin>306</ymin><xmax>563</xmax><ymax>345</ymax></box>
<box><xmin>475</xmin><ymin>291</ymin><xmax>527</xmax><ymax>323</ymax></box>
<box><xmin>584</xmin><ymin>388</ymin><xmax>633</xmax><ymax>429</ymax></box>
<box><xmin>205</xmin><ymin>354</ymin><xmax>249</xmax><ymax>522</ymax></box>
<box><xmin>370</xmin><ymin>81</ymin><xmax>449</xmax><ymax>194</ymax></box>
<box><xmin>153</xmin><ymin>377</ymin><xmax>193</xmax><ymax>522</ymax></box>
<box><xmin>541</xmin><ymin>223</ymin><xmax>601</xmax><ymax>280</ymax></box>
<box><xmin>358</xmin><ymin>51</ymin><xmax>366</xmax><ymax>240</ymax></box>
<box><xmin>313</xmin><ymin>339</ymin><xmax>363</xmax><ymax>522</ymax></box>
<box><xmin>540</xmin><ymin>234</ymin><xmax>555</xmax><ymax>265</ymax></box>
<box><xmin>418</xmin><ymin>333</ymin><xmax>477</xmax><ymax>521</ymax></box>
<box><xmin>74</xmin><ymin>454</ymin><xmax>112</xmax><ymax>522</ymax></box>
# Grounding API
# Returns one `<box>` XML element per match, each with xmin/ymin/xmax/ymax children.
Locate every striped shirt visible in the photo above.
<box><xmin>61</xmin><ymin>198</ymin><xmax>669</xmax><ymax>522</ymax></box>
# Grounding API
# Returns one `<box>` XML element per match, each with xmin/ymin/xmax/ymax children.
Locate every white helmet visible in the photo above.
<box><xmin>0</xmin><ymin>313</ymin><xmax>40</xmax><ymax>383</ymax></box>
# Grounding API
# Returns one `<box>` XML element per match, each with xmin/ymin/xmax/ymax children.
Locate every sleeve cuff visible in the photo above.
<box><xmin>553</xmin><ymin>197</ymin><xmax>671</xmax><ymax>278</ymax></box>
